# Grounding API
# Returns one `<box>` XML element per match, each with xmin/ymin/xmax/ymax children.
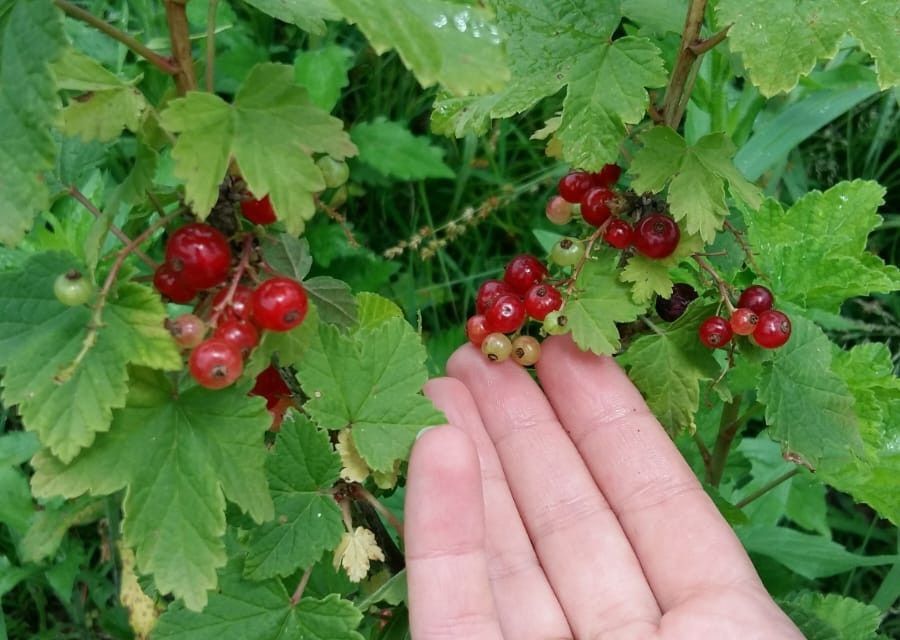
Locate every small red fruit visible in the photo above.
<box><xmin>503</xmin><ymin>255</ymin><xmax>548</xmax><ymax>294</ymax></box>
<box><xmin>189</xmin><ymin>339</ymin><xmax>243</xmax><ymax>389</ymax></box>
<box><xmin>212</xmin><ymin>285</ymin><xmax>254</xmax><ymax>322</ymax></box>
<box><xmin>466</xmin><ymin>315</ymin><xmax>491</xmax><ymax>347</ymax></box>
<box><xmin>153</xmin><ymin>263</ymin><xmax>196</xmax><ymax>303</ymax></box>
<box><xmin>167</xmin><ymin>313</ymin><xmax>206</xmax><ymax>349</ymax></box>
<box><xmin>251</xmin><ymin>277</ymin><xmax>309</xmax><ymax>332</ymax></box>
<box><xmin>485</xmin><ymin>294</ymin><xmax>527</xmax><ymax>334</ymax></box>
<box><xmin>604</xmin><ymin>218</ymin><xmax>634</xmax><ymax>249</ymax></box>
<box><xmin>580</xmin><ymin>187</ymin><xmax>615</xmax><ymax>227</ymax></box>
<box><xmin>476</xmin><ymin>279</ymin><xmax>514</xmax><ymax>315</ymax></box>
<box><xmin>557</xmin><ymin>171</ymin><xmax>594</xmax><ymax>204</ymax></box>
<box><xmin>241</xmin><ymin>194</ymin><xmax>277</xmax><ymax>225</ymax></box>
<box><xmin>165</xmin><ymin>223</ymin><xmax>232</xmax><ymax>290</ymax></box>
<box><xmin>250</xmin><ymin>365</ymin><xmax>292</xmax><ymax>410</ymax></box>
<box><xmin>591</xmin><ymin>163</ymin><xmax>622</xmax><ymax>187</ymax></box>
<box><xmin>214</xmin><ymin>319</ymin><xmax>260</xmax><ymax>356</ymax></box>
<box><xmin>699</xmin><ymin>316</ymin><xmax>733</xmax><ymax>349</ymax></box>
<box><xmin>738</xmin><ymin>285</ymin><xmax>774</xmax><ymax>314</ymax></box>
<box><xmin>545</xmin><ymin>195</ymin><xmax>574</xmax><ymax>225</ymax></box>
<box><xmin>524</xmin><ymin>284</ymin><xmax>563</xmax><ymax>321</ymax></box>
<box><xmin>729</xmin><ymin>308</ymin><xmax>759</xmax><ymax>336</ymax></box>
<box><xmin>634</xmin><ymin>214</ymin><xmax>680</xmax><ymax>259</ymax></box>
<box><xmin>753</xmin><ymin>310</ymin><xmax>791</xmax><ymax>349</ymax></box>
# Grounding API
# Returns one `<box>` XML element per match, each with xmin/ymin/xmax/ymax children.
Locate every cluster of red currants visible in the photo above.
<box><xmin>698</xmin><ymin>284</ymin><xmax>791</xmax><ymax>350</ymax></box>
<box><xmin>154</xmin><ymin>221</ymin><xmax>308</xmax><ymax>389</ymax></box>
<box><xmin>547</xmin><ymin>166</ymin><xmax>681</xmax><ymax>259</ymax></box>
<box><xmin>466</xmin><ymin>255</ymin><xmax>563</xmax><ymax>366</ymax></box>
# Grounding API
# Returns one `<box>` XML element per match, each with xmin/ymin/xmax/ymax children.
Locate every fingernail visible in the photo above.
<box><xmin>415</xmin><ymin>425</ymin><xmax>440</xmax><ymax>441</ymax></box>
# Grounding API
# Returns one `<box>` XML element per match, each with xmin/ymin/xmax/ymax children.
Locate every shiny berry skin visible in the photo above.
<box><xmin>580</xmin><ymin>187</ymin><xmax>615</xmax><ymax>227</ymax></box>
<box><xmin>545</xmin><ymin>195</ymin><xmax>574</xmax><ymax>225</ymax></box>
<box><xmin>753</xmin><ymin>310</ymin><xmax>791</xmax><ymax>349</ymax></box>
<box><xmin>699</xmin><ymin>316</ymin><xmax>733</xmax><ymax>349</ymax></box>
<box><xmin>212</xmin><ymin>285</ymin><xmax>254</xmax><ymax>322</ymax></box>
<box><xmin>542</xmin><ymin>310</ymin><xmax>569</xmax><ymax>336</ymax></box>
<box><xmin>557</xmin><ymin>171</ymin><xmax>594</xmax><ymax>204</ymax></box>
<box><xmin>466</xmin><ymin>315</ymin><xmax>492</xmax><ymax>347</ymax></box>
<box><xmin>738</xmin><ymin>285</ymin><xmax>774</xmax><ymax>314</ymax></box>
<box><xmin>165</xmin><ymin>223</ymin><xmax>232</xmax><ymax>290</ymax></box>
<box><xmin>550</xmin><ymin>237</ymin><xmax>585</xmax><ymax>267</ymax></box>
<box><xmin>604</xmin><ymin>219</ymin><xmax>634</xmax><ymax>249</ymax></box>
<box><xmin>485</xmin><ymin>294</ymin><xmax>527</xmax><ymax>334</ymax></box>
<box><xmin>214</xmin><ymin>319</ymin><xmax>260</xmax><ymax>356</ymax></box>
<box><xmin>54</xmin><ymin>270</ymin><xmax>93</xmax><ymax>306</ymax></box>
<box><xmin>251</xmin><ymin>277</ymin><xmax>309</xmax><ymax>332</ymax></box>
<box><xmin>153</xmin><ymin>263</ymin><xmax>196</xmax><ymax>303</ymax></box>
<box><xmin>167</xmin><ymin>313</ymin><xmax>206</xmax><ymax>349</ymax></box>
<box><xmin>525</xmin><ymin>284</ymin><xmax>563</xmax><ymax>321</ymax></box>
<box><xmin>655</xmin><ymin>283</ymin><xmax>698</xmax><ymax>322</ymax></box>
<box><xmin>511</xmin><ymin>335</ymin><xmax>541</xmax><ymax>367</ymax></box>
<box><xmin>317</xmin><ymin>156</ymin><xmax>350</xmax><ymax>189</ymax></box>
<box><xmin>189</xmin><ymin>339</ymin><xmax>243</xmax><ymax>389</ymax></box>
<box><xmin>250</xmin><ymin>365</ymin><xmax>292</xmax><ymax>410</ymax></box>
<box><xmin>481</xmin><ymin>333</ymin><xmax>512</xmax><ymax>362</ymax></box>
<box><xmin>591</xmin><ymin>163</ymin><xmax>622</xmax><ymax>187</ymax></box>
<box><xmin>476</xmin><ymin>279</ymin><xmax>514</xmax><ymax>315</ymax></box>
<box><xmin>634</xmin><ymin>214</ymin><xmax>680</xmax><ymax>259</ymax></box>
<box><xmin>241</xmin><ymin>194</ymin><xmax>277</xmax><ymax>225</ymax></box>
<box><xmin>729</xmin><ymin>308</ymin><xmax>759</xmax><ymax>336</ymax></box>
<box><xmin>503</xmin><ymin>255</ymin><xmax>548</xmax><ymax>294</ymax></box>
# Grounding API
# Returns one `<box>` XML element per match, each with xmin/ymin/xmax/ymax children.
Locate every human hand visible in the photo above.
<box><xmin>404</xmin><ymin>336</ymin><xmax>803</xmax><ymax>640</ymax></box>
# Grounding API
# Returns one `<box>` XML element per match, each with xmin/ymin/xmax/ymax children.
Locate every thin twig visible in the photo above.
<box><xmin>209</xmin><ymin>234</ymin><xmax>253</xmax><ymax>326</ymax></box>
<box><xmin>164</xmin><ymin>0</ymin><xmax>197</xmax><ymax>94</ymax></box>
<box><xmin>205</xmin><ymin>0</ymin><xmax>219</xmax><ymax>92</ymax></box>
<box><xmin>54</xmin><ymin>0</ymin><xmax>178</xmax><ymax>75</ymax></box>
<box><xmin>707</xmin><ymin>396</ymin><xmax>742</xmax><ymax>486</ymax></box>
<box><xmin>354</xmin><ymin>486</ymin><xmax>404</xmax><ymax>541</ymax></box>
<box><xmin>562</xmin><ymin>226</ymin><xmax>606</xmax><ymax>300</ymax></box>
<box><xmin>289</xmin><ymin>566</ymin><xmax>313</xmax><ymax>607</ymax></box>
<box><xmin>68</xmin><ymin>187</ymin><xmax>157</xmax><ymax>269</ymax></box>
<box><xmin>692</xmin><ymin>254</ymin><xmax>736</xmax><ymax>314</ymax></box>
<box><xmin>723</xmin><ymin>220</ymin><xmax>766</xmax><ymax>279</ymax></box>
<box><xmin>693</xmin><ymin>432</ymin><xmax>713</xmax><ymax>476</ymax></box>
<box><xmin>689</xmin><ymin>25</ymin><xmax>731</xmax><ymax>56</ymax></box>
<box><xmin>315</xmin><ymin>196</ymin><xmax>359</xmax><ymax>248</ymax></box>
<box><xmin>662</xmin><ymin>0</ymin><xmax>709</xmax><ymax>128</ymax></box>
<box><xmin>735</xmin><ymin>468</ymin><xmax>801</xmax><ymax>509</ymax></box>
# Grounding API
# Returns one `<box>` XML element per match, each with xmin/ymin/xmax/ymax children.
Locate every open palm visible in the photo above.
<box><xmin>404</xmin><ymin>336</ymin><xmax>803</xmax><ymax>639</ymax></box>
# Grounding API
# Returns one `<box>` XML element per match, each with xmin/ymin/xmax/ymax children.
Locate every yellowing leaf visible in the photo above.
<box><xmin>336</xmin><ymin>429</ymin><xmax>369</xmax><ymax>483</ymax></box>
<box><xmin>118</xmin><ymin>543</ymin><xmax>158</xmax><ymax>639</ymax></box>
<box><xmin>333</xmin><ymin>527</ymin><xmax>384</xmax><ymax>583</ymax></box>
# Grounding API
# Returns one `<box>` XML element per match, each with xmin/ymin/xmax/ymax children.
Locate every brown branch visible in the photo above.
<box><xmin>692</xmin><ymin>254</ymin><xmax>736</xmax><ymax>314</ymax></box>
<box><xmin>693</xmin><ymin>432</ymin><xmax>713</xmax><ymax>477</ymax></box>
<box><xmin>164</xmin><ymin>0</ymin><xmax>197</xmax><ymax>95</ymax></box>
<box><xmin>735</xmin><ymin>468</ymin><xmax>801</xmax><ymax>509</ymax></box>
<box><xmin>662</xmin><ymin>0</ymin><xmax>711</xmax><ymax>129</ymax></box>
<box><xmin>707</xmin><ymin>396</ymin><xmax>742</xmax><ymax>486</ymax></box>
<box><xmin>723</xmin><ymin>220</ymin><xmax>767</xmax><ymax>280</ymax></box>
<box><xmin>68</xmin><ymin>187</ymin><xmax>157</xmax><ymax>269</ymax></box>
<box><xmin>353</xmin><ymin>485</ymin><xmax>404</xmax><ymax>541</ymax></box>
<box><xmin>315</xmin><ymin>196</ymin><xmax>359</xmax><ymax>248</ymax></box>
<box><xmin>54</xmin><ymin>0</ymin><xmax>178</xmax><ymax>75</ymax></box>
<box><xmin>289</xmin><ymin>566</ymin><xmax>313</xmax><ymax>607</ymax></box>
<box><xmin>689</xmin><ymin>25</ymin><xmax>731</xmax><ymax>56</ymax></box>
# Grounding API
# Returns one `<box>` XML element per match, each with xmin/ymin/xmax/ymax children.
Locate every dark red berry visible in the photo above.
<box><xmin>153</xmin><ymin>263</ymin><xmax>196</xmax><ymax>303</ymax></box>
<box><xmin>250</xmin><ymin>365</ymin><xmax>291</xmax><ymax>410</ymax></box>
<box><xmin>241</xmin><ymin>194</ymin><xmax>277</xmax><ymax>225</ymax></box>
<box><xmin>738</xmin><ymin>285</ymin><xmax>774</xmax><ymax>314</ymax></box>
<box><xmin>212</xmin><ymin>285</ymin><xmax>254</xmax><ymax>322</ymax></box>
<box><xmin>699</xmin><ymin>316</ymin><xmax>733</xmax><ymax>349</ymax></box>
<box><xmin>189</xmin><ymin>339</ymin><xmax>243</xmax><ymax>389</ymax></box>
<box><xmin>503</xmin><ymin>255</ymin><xmax>548</xmax><ymax>294</ymax></box>
<box><xmin>485</xmin><ymin>294</ymin><xmax>526</xmax><ymax>334</ymax></box>
<box><xmin>753</xmin><ymin>310</ymin><xmax>791</xmax><ymax>349</ymax></box>
<box><xmin>729</xmin><ymin>308</ymin><xmax>758</xmax><ymax>336</ymax></box>
<box><xmin>167</xmin><ymin>313</ymin><xmax>206</xmax><ymax>349</ymax></box>
<box><xmin>634</xmin><ymin>214</ymin><xmax>680</xmax><ymax>259</ymax></box>
<box><xmin>165</xmin><ymin>223</ymin><xmax>232</xmax><ymax>290</ymax></box>
<box><xmin>214</xmin><ymin>319</ymin><xmax>260</xmax><ymax>356</ymax></box>
<box><xmin>557</xmin><ymin>171</ymin><xmax>594</xmax><ymax>204</ymax></box>
<box><xmin>591</xmin><ymin>163</ymin><xmax>621</xmax><ymax>187</ymax></box>
<box><xmin>466</xmin><ymin>315</ymin><xmax>491</xmax><ymax>347</ymax></box>
<box><xmin>655</xmin><ymin>283</ymin><xmax>698</xmax><ymax>321</ymax></box>
<box><xmin>524</xmin><ymin>284</ymin><xmax>563</xmax><ymax>321</ymax></box>
<box><xmin>604</xmin><ymin>218</ymin><xmax>634</xmax><ymax>249</ymax></box>
<box><xmin>476</xmin><ymin>279</ymin><xmax>514</xmax><ymax>315</ymax></box>
<box><xmin>580</xmin><ymin>187</ymin><xmax>615</xmax><ymax>227</ymax></box>
<box><xmin>251</xmin><ymin>277</ymin><xmax>309</xmax><ymax>332</ymax></box>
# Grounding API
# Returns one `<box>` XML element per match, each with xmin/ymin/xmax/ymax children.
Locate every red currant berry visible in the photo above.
<box><xmin>153</xmin><ymin>263</ymin><xmax>196</xmax><ymax>303</ymax></box>
<box><xmin>241</xmin><ymin>194</ymin><xmax>277</xmax><ymax>225</ymax></box>
<box><xmin>729</xmin><ymin>308</ymin><xmax>759</xmax><ymax>336</ymax></box>
<box><xmin>737</xmin><ymin>285</ymin><xmax>774</xmax><ymax>314</ymax></box>
<box><xmin>634</xmin><ymin>214</ymin><xmax>680</xmax><ymax>259</ymax></box>
<box><xmin>485</xmin><ymin>294</ymin><xmax>526</xmax><ymax>334</ymax></box>
<box><xmin>557</xmin><ymin>171</ymin><xmax>594</xmax><ymax>204</ymax></box>
<box><xmin>580</xmin><ymin>187</ymin><xmax>615</xmax><ymax>227</ymax></box>
<box><xmin>250</xmin><ymin>365</ymin><xmax>291</xmax><ymax>410</ymax></box>
<box><xmin>524</xmin><ymin>284</ymin><xmax>563</xmax><ymax>321</ymax></box>
<box><xmin>165</xmin><ymin>223</ymin><xmax>232</xmax><ymax>290</ymax></box>
<box><xmin>655</xmin><ymin>283</ymin><xmax>698</xmax><ymax>322</ymax></box>
<box><xmin>699</xmin><ymin>316</ymin><xmax>733</xmax><ymax>349</ymax></box>
<box><xmin>214</xmin><ymin>319</ymin><xmax>260</xmax><ymax>356</ymax></box>
<box><xmin>167</xmin><ymin>313</ymin><xmax>207</xmax><ymax>349</ymax></box>
<box><xmin>476</xmin><ymin>279</ymin><xmax>514</xmax><ymax>315</ymax></box>
<box><xmin>503</xmin><ymin>255</ymin><xmax>548</xmax><ymax>294</ymax></box>
<box><xmin>511</xmin><ymin>335</ymin><xmax>541</xmax><ymax>367</ymax></box>
<box><xmin>753</xmin><ymin>310</ymin><xmax>791</xmax><ymax>349</ymax></box>
<box><xmin>212</xmin><ymin>285</ymin><xmax>254</xmax><ymax>322</ymax></box>
<box><xmin>251</xmin><ymin>277</ymin><xmax>309</xmax><ymax>332</ymax></box>
<box><xmin>590</xmin><ymin>163</ymin><xmax>622</xmax><ymax>187</ymax></box>
<box><xmin>603</xmin><ymin>218</ymin><xmax>634</xmax><ymax>249</ymax></box>
<box><xmin>189</xmin><ymin>339</ymin><xmax>243</xmax><ymax>389</ymax></box>
<box><xmin>481</xmin><ymin>333</ymin><xmax>512</xmax><ymax>362</ymax></box>
<box><xmin>545</xmin><ymin>195</ymin><xmax>574</xmax><ymax>225</ymax></box>
<box><xmin>466</xmin><ymin>315</ymin><xmax>491</xmax><ymax>347</ymax></box>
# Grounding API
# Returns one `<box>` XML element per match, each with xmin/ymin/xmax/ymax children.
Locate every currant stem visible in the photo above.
<box><xmin>53</xmin><ymin>0</ymin><xmax>179</xmax><ymax>75</ymax></box>
<box><xmin>563</xmin><ymin>226</ymin><xmax>605</xmax><ymax>300</ymax></box>
<box><xmin>289</xmin><ymin>566</ymin><xmax>313</xmax><ymax>607</ymax></box>
<box><xmin>723</xmin><ymin>220</ymin><xmax>766</xmax><ymax>280</ymax></box>
<box><xmin>689</xmin><ymin>25</ymin><xmax>731</xmax><ymax>56</ymax></box>
<box><xmin>315</xmin><ymin>195</ymin><xmax>359</xmax><ymax>248</ymax></box>
<box><xmin>692</xmin><ymin>254</ymin><xmax>736</xmax><ymax>314</ymax></box>
<box><xmin>734</xmin><ymin>468</ymin><xmax>802</xmax><ymax>509</ymax></box>
<box><xmin>662</xmin><ymin>0</ymin><xmax>718</xmax><ymax>128</ymax></box>
<box><xmin>208</xmin><ymin>234</ymin><xmax>254</xmax><ymax>327</ymax></box>
<box><xmin>707</xmin><ymin>396</ymin><xmax>742</xmax><ymax>486</ymax></box>
<box><xmin>353</xmin><ymin>485</ymin><xmax>404</xmax><ymax>541</ymax></box>
<box><xmin>164</xmin><ymin>0</ymin><xmax>197</xmax><ymax>95</ymax></box>
<box><xmin>693</xmin><ymin>432</ymin><xmax>713</xmax><ymax>477</ymax></box>
<box><xmin>205</xmin><ymin>0</ymin><xmax>219</xmax><ymax>92</ymax></box>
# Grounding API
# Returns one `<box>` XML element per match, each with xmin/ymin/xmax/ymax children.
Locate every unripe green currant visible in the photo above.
<box><xmin>542</xmin><ymin>310</ymin><xmax>569</xmax><ymax>336</ymax></box>
<box><xmin>317</xmin><ymin>156</ymin><xmax>350</xmax><ymax>189</ymax></box>
<box><xmin>54</xmin><ymin>270</ymin><xmax>93</xmax><ymax>306</ymax></box>
<box><xmin>550</xmin><ymin>237</ymin><xmax>585</xmax><ymax>267</ymax></box>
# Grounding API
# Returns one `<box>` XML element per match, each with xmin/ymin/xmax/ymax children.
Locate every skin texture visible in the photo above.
<box><xmin>405</xmin><ymin>336</ymin><xmax>804</xmax><ymax>640</ymax></box>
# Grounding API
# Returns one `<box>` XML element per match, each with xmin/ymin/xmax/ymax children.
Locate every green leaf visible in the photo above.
<box><xmin>630</xmin><ymin>127</ymin><xmax>763</xmax><ymax>242</ymax></box>
<box><xmin>242</xmin><ymin>0</ymin><xmax>340</xmax><ymax>35</ymax></box>
<box><xmin>0</xmin><ymin>431</ymin><xmax>40</xmax><ymax>467</ymax></box>
<box><xmin>20</xmin><ymin>496</ymin><xmax>104</xmax><ymax>562</ymax></box>
<box><xmin>717</xmin><ymin>0</ymin><xmax>900</xmax><ymax>95</ymax></box>
<box><xmin>244</xmin><ymin>414</ymin><xmax>343</xmax><ymax>580</ymax></box>
<box><xmin>304</xmin><ymin>276</ymin><xmax>357</xmax><ymax>330</ymax></box>
<box><xmin>31</xmin><ymin>371</ymin><xmax>274</xmax><ymax>610</ymax></box>
<box><xmin>0</xmin><ymin>556</ymin><xmax>31</xmax><ymax>598</ymax></box>
<box><xmin>261</xmin><ymin>234</ymin><xmax>312</xmax><ymax>281</ymax></box>
<box><xmin>296</xmin><ymin>318</ymin><xmax>443</xmax><ymax>472</ymax></box>
<box><xmin>565</xmin><ymin>256</ymin><xmax>644</xmax><ymax>355</ymax></box>
<box><xmin>622</xmin><ymin>0</ymin><xmax>688</xmax><ymax>35</ymax></box>
<box><xmin>746</xmin><ymin>181</ymin><xmax>900</xmax><ymax>313</ymax></box>
<box><xmin>618</xmin><ymin>234</ymin><xmax>701</xmax><ymax>304</ymax></box>
<box><xmin>246</xmin><ymin>307</ymin><xmax>320</xmax><ymax>377</ymax></box>
<box><xmin>0</xmin><ymin>252</ymin><xmax>181</xmax><ymax>462</ymax></box>
<box><xmin>294</xmin><ymin>45</ymin><xmax>353</xmax><ymax>112</ymax></box>
<box><xmin>331</xmin><ymin>0</ymin><xmax>508</xmax><ymax>96</ymax></box>
<box><xmin>355</xmin><ymin>292</ymin><xmax>403</xmax><ymax>330</ymax></box>
<box><xmin>0</xmin><ymin>467</ymin><xmax>32</xmax><ymax>534</ymax></box>
<box><xmin>756</xmin><ymin>312</ymin><xmax>864</xmax><ymax>469</ymax></box>
<box><xmin>351</xmin><ymin>119</ymin><xmax>453</xmax><ymax>181</ymax></box>
<box><xmin>160</xmin><ymin>63</ymin><xmax>356</xmax><ymax>234</ymax></box>
<box><xmin>0</xmin><ymin>0</ymin><xmax>67</xmax><ymax>246</ymax></box>
<box><xmin>557</xmin><ymin>37</ymin><xmax>666</xmax><ymax>170</ymax></box>
<box><xmin>779</xmin><ymin>591</ymin><xmax>882</xmax><ymax>640</ymax></box>
<box><xmin>619</xmin><ymin>303</ymin><xmax>720</xmax><ymax>432</ymax></box>
<box><xmin>356</xmin><ymin>570</ymin><xmax>407</xmax><ymax>610</ymax></box>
